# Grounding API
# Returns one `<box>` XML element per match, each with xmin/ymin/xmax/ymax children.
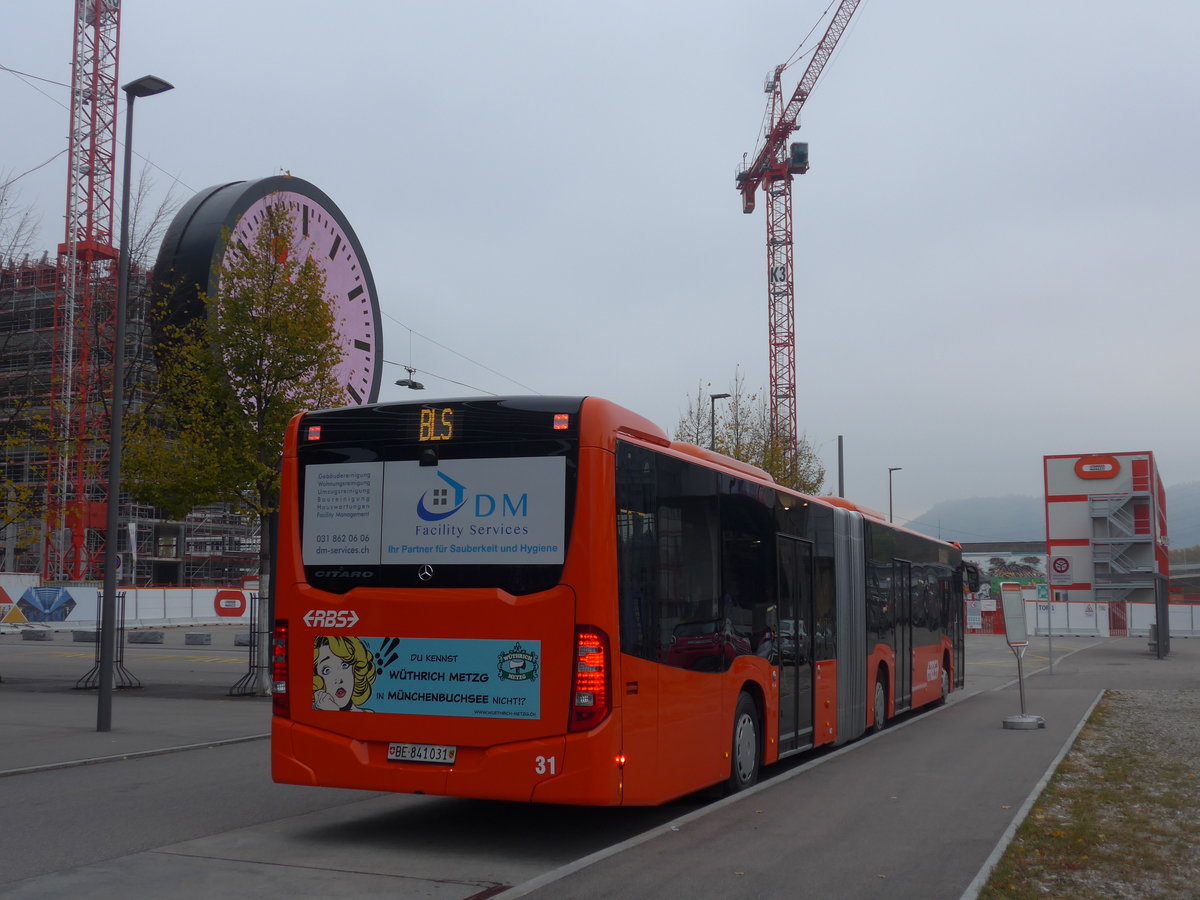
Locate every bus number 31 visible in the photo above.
<box><xmin>535</xmin><ymin>755</ymin><xmax>557</xmax><ymax>775</ymax></box>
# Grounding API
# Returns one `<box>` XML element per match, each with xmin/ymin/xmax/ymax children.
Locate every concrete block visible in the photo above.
<box><xmin>185</xmin><ymin>632</ymin><xmax>212</xmax><ymax>646</ymax></box>
<box><xmin>234</xmin><ymin>632</ymin><xmax>252</xmax><ymax>647</ymax></box>
<box><xmin>72</xmin><ymin>630</ymin><xmax>99</xmax><ymax>642</ymax></box>
<box><xmin>129</xmin><ymin>631</ymin><xmax>165</xmax><ymax>644</ymax></box>
<box><xmin>21</xmin><ymin>630</ymin><xmax>53</xmax><ymax>641</ymax></box>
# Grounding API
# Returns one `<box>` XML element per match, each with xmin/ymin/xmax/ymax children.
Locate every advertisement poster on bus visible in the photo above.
<box><xmin>312</xmin><ymin>635</ymin><xmax>541</xmax><ymax>719</ymax></box>
<box><xmin>302</xmin><ymin>457</ymin><xmax>565</xmax><ymax>566</ymax></box>
<box><xmin>380</xmin><ymin>457</ymin><xmax>565</xmax><ymax>565</ymax></box>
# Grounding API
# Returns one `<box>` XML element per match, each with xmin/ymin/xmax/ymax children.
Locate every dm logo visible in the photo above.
<box><xmin>415</xmin><ymin>468</ymin><xmax>531</xmax><ymax>522</ymax></box>
<box><xmin>416</xmin><ymin>471</ymin><xmax>468</xmax><ymax>521</ymax></box>
<box><xmin>497</xmin><ymin>643</ymin><xmax>539</xmax><ymax>682</ymax></box>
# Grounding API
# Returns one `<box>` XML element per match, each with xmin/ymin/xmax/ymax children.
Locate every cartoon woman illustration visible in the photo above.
<box><xmin>313</xmin><ymin>635</ymin><xmax>377</xmax><ymax>711</ymax></box>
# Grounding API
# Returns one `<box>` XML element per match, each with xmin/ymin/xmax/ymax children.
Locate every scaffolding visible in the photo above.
<box><xmin>0</xmin><ymin>257</ymin><xmax>258</xmax><ymax>586</ymax></box>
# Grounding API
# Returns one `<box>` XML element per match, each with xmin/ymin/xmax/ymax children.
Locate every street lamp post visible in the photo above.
<box><xmin>98</xmin><ymin>75</ymin><xmax>174</xmax><ymax>733</ymax></box>
<box><xmin>888</xmin><ymin>467</ymin><xmax>902</xmax><ymax>524</ymax></box>
<box><xmin>709</xmin><ymin>392</ymin><xmax>730</xmax><ymax>451</ymax></box>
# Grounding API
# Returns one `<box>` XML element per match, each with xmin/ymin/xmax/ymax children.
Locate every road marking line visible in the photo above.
<box><xmin>0</xmin><ymin>733</ymin><xmax>270</xmax><ymax>779</ymax></box>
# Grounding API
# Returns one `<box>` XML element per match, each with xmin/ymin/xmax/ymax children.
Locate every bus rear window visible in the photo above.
<box><xmin>295</xmin><ymin>398</ymin><xmax>580</xmax><ymax>594</ymax></box>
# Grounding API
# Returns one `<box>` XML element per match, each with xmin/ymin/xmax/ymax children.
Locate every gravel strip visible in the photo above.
<box><xmin>982</xmin><ymin>690</ymin><xmax>1200</xmax><ymax>899</ymax></box>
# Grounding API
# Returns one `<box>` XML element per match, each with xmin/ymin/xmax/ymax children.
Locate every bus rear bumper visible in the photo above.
<box><xmin>270</xmin><ymin>714</ymin><xmax>625</xmax><ymax>805</ymax></box>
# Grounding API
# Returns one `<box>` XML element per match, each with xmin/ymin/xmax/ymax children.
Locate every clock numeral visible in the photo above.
<box><xmin>347</xmin><ymin>383</ymin><xmax>363</xmax><ymax>405</ymax></box>
<box><xmin>328</xmin><ymin>234</ymin><xmax>342</xmax><ymax>259</ymax></box>
<box><xmin>302</xmin><ymin>204</ymin><xmax>310</xmax><ymax>237</ymax></box>
<box><xmin>354</xmin><ymin>340</ymin><xmax>371</xmax><ymax>352</ymax></box>
<box><xmin>347</xmin><ymin>285</ymin><xmax>364</xmax><ymax>302</ymax></box>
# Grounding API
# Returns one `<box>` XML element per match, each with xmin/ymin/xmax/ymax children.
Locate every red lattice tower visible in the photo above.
<box><xmin>735</xmin><ymin>0</ymin><xmax>861</xmax><ymax>466</ymax></box>
<box><xmin>44</xmin><ymin>0</ymin><xmax>122</xmax><ymax>580</ymax></box>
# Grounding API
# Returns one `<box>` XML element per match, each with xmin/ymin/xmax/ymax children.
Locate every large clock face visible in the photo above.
<box><xmin>153</xmin><ymin>176</ymin><xmax>383</xmax><ymax>406</ymax></box>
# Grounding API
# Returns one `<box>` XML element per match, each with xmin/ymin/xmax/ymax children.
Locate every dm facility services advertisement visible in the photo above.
<box><xmin>302</xmin><ymin>457</ymin><xmax>565</xmax><ymax>566</ymax></box>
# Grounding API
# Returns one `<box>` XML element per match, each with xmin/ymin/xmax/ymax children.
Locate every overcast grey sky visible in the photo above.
<box><xmin>4</xmin><ymin>1</ymin><xmax>1198</xmax><ymax>538</ymax></box>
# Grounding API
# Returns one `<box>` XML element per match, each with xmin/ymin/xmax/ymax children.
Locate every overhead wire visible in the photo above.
<box><xmin>381</xmin><ymin>309</ymin><xmax>540</xmax><ymax>395</ymax></box>
<box><xmin>0</xmin><ymin>63</ymin><xmax>69</xmax><ymax>88</ymax></box>
<box><xmin>381</xmin><ymin>359</ymin><xmax>498</xmax><ymax>396</ymax></box>
<box><xmin>0</xmin><ymin>150</ymin><xmax>68</xmax><ymax>191</ymax></box>
<box><xmin>10</xmin><ymin>59</ymin><xmax>530</xmax><ymax>400</ymax></box>
<box><xmin>1</xmin><ymin>60</ymin><xmax>196</xmax><ymax>197</ymax></box>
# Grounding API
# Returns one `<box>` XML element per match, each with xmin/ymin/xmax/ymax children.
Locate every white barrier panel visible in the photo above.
<box><xmin>1167</xmin><ymin>604</ymin><xmax>1200</xmax><ymax>637</ymax></box>
<box><xmin>132</xmin><ymin>588</ymin><xmax>166</xmax><ymax>625</ymax></box>
<box><xmin>1129</xmin><ymin>602</ymin><xmax>1156</xmax><ymax>634</ymax></box>
<box><xmin>1</xmin><ymin>583</ymin><xmax>252</xmax><ymax>630</ymax></box>
<box><xmin>63</xmin><ymin>586</ymin><xmax>99</xmax><ymax>624</ymax></box>
<box><xmin>1026</xmin><ymin>600</ymin><xmax>1200</xmax><ymax>638</ymax></box>
<box><xmin>164</xmin><ymin>589</ymin><xmax>195</xmax><ymax>623</ymax></box>
<box><xmin>0</xmin><ymin>572</ymin><xmax>40</xmax><ymax>599</ymax></box>
<box><xmin>193</xmin><ymin>589</ymin><xmax>218</xmax><ymax>623</ymax></box>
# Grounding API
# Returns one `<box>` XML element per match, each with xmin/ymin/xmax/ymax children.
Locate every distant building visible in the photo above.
<box><xmin>1045</xmin><ymin>452</ymin><xmax>1168</xmax><ymax>637</ymax></box>
<box><xmin>0</xmin><ymin>257</ymin><xmax>257</xmax><ymax>586</ymax></box>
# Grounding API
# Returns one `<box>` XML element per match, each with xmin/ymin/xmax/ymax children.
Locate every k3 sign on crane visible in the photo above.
<box><xmin>734</xmin><ymin>0</ymin><xmax>863</xmax><ymax>461</ymax></box>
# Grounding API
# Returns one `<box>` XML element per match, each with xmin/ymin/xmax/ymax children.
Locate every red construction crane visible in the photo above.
<box><xmin>735</xmin><ymin>0</ymin><xmax>862</xmax><ymax>469</ymax></box>
<box><xmin>44</xmin><ymin>0</ymin><xmax>122</xmax><ymax>580</ymax></box>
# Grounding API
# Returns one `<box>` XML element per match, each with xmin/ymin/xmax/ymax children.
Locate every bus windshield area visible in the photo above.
<box><xmin>295</xmin><ymin>398</ymin><xmax>581</xmax><ymax>594</ymax></box>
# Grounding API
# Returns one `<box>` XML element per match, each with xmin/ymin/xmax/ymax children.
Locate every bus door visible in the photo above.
<box><xmin>894</xmin><ymin>559</ymin><xmax>912</xmax><ymax>713</ymax></box>
<box><xmin>776</xmin><ymin>535</ymin><xmax>814</xmax><ymax>753</ymax></box>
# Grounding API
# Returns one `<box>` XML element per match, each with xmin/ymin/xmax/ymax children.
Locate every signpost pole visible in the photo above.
<box><xmin>999</xmin><ymin>582</ymin><xmax>1046</xmax><ymax>730</ymax></box>
<box><xmin>1046</xmin><ymin>591</ymin><xmax>1054</xmax><ymax>675</ymax></box>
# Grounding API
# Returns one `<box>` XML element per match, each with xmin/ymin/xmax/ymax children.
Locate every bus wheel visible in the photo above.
<box><xmin>871</xmin><ymin>673</ymin><xmax>887</xmax><ymax>733</ymax></box>
<box><xmin>941</xmin><ymin>660</ymin><xmax>951</xmax><ymax>702</ymax></box>
<box><xmin>727</xmin><ymin>692</ymin><xmax>760</xmax><ymax>793</ymax></box>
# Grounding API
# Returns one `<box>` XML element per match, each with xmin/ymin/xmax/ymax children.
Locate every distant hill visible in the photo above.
<box><xmin>905</xmin><ymin>496</ymin><xmax>1044</xmax><ymax>544</ymax></box>
<box><xmin>907</xmin><ymin>482</ymin><xmax>1200</xmax><ymax>549</ymax></box>
<box><xmin>1169</xmin><ymin>482</ymin><xmax>1200</xmax><ymax>548</ymax></box>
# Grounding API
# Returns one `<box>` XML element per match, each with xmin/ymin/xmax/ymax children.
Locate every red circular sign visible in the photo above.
<box><xmin>214</xmin><ymin>589</ymin><xmax>247</xmax><ymax>617</ymax></box>
<box><xmin>1052</xmin><ymin>557</ymin><xmax>1071</xmax><ymax>574</ymax></box>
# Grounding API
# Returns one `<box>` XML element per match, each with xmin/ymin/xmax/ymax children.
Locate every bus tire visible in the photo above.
<box><xmin>940</xmin><ymin>657</ymin><xmax>951</xmax><ymax>702</ymax></box>
<box><xmin>727</xmin><ymin>692</ymin><xmax>760</xmax><ymax>793</ymax></box>
<box><xmin>871</xmin><ymin>671</ymin><xmax>887</xmax><ymax>733</ymax></box>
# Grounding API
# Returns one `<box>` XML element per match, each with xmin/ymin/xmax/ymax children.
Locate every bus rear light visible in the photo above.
<box><xmin>272</xmin><ymin>620</ymin><xmax>290</xmax><ymax>719</ymax></box>
<box><xmin>569</xmin><ymin>626</ymin><xmax>610</xmax><ymax>732</ymax></box>
<box><xmin>553</xmin><ymin>414</ymin><xmax>569</xmax><ymax>430</ymax></box>
<box><xmin>305</xmin><ymin>425</ymin><xmax>321</xmax><ymax>441</ymax></box>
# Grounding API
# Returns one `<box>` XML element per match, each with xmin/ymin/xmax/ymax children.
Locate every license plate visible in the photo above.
<box><xmin>387</xmin><ymin>742</ymin><xmax>457</xmax><ymax>764</ymax></box>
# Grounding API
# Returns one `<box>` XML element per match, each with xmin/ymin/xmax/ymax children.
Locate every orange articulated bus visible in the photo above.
<box><xmin>271</xmin><ymin>396</ymin><xmax>975</xmax><ymax>806</ymax></box>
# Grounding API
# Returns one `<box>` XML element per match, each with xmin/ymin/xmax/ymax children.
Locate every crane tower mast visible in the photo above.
<box><xmin>735</xmin><ymin>0</ymin><xmax>861</xmax><ymax>466</ymax></box>
<box><xmin>44</xmin><ymin>0</ymin><xmax>122</xmax><ymax>580</ymax></box>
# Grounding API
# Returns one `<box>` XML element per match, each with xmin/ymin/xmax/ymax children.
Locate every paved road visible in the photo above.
<box><xmin>2</xmin><ymin>627</ymin><xmax>1190</xmax><ymax>899</ymax></box>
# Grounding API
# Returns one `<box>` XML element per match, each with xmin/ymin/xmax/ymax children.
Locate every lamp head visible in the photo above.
<box><xmin>123</xmin><ymin>75</ymin><xmax>174</xmax><ymax>98</ymax></box>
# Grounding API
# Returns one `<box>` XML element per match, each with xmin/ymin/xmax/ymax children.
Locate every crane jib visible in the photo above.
<box><xmin>737</xmin><ymin>0</ymin><xmax>863</xmax><ymax>189</ymax></box>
